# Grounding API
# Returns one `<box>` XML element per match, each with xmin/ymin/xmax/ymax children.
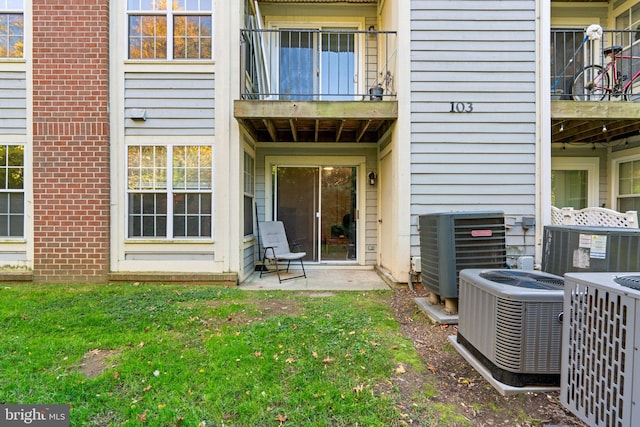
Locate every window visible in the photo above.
<box><xmin>617</xmin><ymin>158</ymin><xmax>640</xmax><ymax>211</ymax></box>
<box><xmin>551</xmin><ymin>158</ymin><xmax>599</xmax><ymax>209</ymax></box>
<box><xmin>127</xmin><ymin>0</ymin><xmax>213</xmax><ymax>60</ymax></box>
<box><xmin>127</xmin><ymin>145</ymin><xmax>212</xmax><ymax>238</ymax></box>
<box><xmin>0</xmin><ymin>144</ymin><xmax>24</xmax><ymax>237</ymax></box>
<box><xmin>0</xmin><ymin>0</ymin><xmax>23</xmax><ymax>58</ymax></box>
<box><xmin>616</xmin><ymin>3</ymin><xmax>640</xmax><ymax>47</ymax></box>
<box><xmin>243</xmin><ymin>152</ymin><xmax>254</xmax><ymax>236</ymax></box>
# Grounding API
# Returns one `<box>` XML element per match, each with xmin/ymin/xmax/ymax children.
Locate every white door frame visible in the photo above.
<box><xmin>264</xmin><ymin>155</ymin><xmax>367</xmax><ymax>264</ymax></box>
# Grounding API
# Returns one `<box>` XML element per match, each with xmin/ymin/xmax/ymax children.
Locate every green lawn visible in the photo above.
<box><xmin>0</xmin><ymin>284</ymin><xmax>435</xmax><ymax>426</ymax></box>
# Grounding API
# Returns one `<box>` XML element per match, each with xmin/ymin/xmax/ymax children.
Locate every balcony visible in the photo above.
<box><xmin>234</xmin><ymin>29</ymin><xmax>398</xmax><ymax>143</ymax></box>
<box><xmin>551</xmin><ymin>29</ymin><xmax>640</xmax><ymax>145</ymax></box>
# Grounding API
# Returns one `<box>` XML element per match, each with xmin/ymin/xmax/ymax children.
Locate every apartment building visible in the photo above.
<box><xmin>0</xmin><ymin>0</ymin><xmax>637</xmax><ymax>284</ymax></box>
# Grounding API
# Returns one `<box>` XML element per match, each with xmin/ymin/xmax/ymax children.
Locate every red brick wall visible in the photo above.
<box><xmin>32</xmin><ymin>1</ymin><xmax>110</xmax><ymax>283</ymax></box>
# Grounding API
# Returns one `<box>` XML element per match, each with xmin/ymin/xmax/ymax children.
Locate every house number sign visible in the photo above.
<box><xmin>449</xmin><ymin>102</ymin><xmax>473</xmax><ymax>113</ymax></box>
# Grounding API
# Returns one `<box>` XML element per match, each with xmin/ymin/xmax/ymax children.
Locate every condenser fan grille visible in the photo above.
<box><xmin>480</xmin><ymin>270</ymin><xmax>564</xmax><ymax>290</ymax></box>
<box><xmin>614</xmin><ymin>275</ymin><xmax>640</xmax><ymax>290</ymax></box>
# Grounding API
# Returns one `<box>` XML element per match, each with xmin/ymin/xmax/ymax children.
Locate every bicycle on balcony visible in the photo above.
<box><xmin>572</xmin><ymin>44</ymin><xmax>640</xmax><ymax>101</ymax></box>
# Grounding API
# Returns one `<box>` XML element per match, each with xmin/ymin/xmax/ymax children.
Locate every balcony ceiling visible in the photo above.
<box><xmin>234</xmin><ymin>100</ymin><xmax>398</xmax><ymax>144</ymax></box>
<box><xmin>552</xmin><ymin>101</ymin><xmax>640</xmax><ymax>145</ymax></box>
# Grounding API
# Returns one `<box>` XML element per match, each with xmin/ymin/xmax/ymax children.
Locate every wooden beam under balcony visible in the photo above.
<box><xmin>551</xmin><ymin>100</ymin><xmax>640</xmax><ymax>145</ymax></box>
<box><xmin>234</xmin><ymin>100</ymin><xmax>398</xmax><ymax>143</ymax></box>
<box><xmin>552</xmin><ymin>100</ymin><xmax>640</xmax><ymax>119</ymax></box>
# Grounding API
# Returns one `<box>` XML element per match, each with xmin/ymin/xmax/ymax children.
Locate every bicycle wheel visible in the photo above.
<box><xmin>572</xmin><ymin>65</ymin><xmax>609</xmax><ymax>101</ymax></box>
<box><xmin>624</xmin><ymin>72</ymin><xmax>640</xmax><ymax>101</ymax></box>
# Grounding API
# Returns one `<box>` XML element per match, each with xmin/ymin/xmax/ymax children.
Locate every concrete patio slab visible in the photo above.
<box><xmin>239</xmin><ymin>267</ymin><xmax>392</xmax><ymax>291</ymax></box>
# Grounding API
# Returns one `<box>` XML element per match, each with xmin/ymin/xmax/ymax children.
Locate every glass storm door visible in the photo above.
<box><xmin>274</xmin><ymin>166</ymin><xmax>357</xmax><ymax>262</ymax></box>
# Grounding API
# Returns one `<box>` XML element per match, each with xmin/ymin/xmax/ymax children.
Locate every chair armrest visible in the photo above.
<box><xmin>262</xmin><ymin>246</ymin><xmax>277</xmax><ymax>259</ymax></box>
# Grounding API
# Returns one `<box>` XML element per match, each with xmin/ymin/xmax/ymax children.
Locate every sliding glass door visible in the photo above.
<box><xmin>273</xmin><ymin>165</ymin><xmax>357</xmax><ymax>262</ymax></box>
<box><xmin>278</xmin><ymin>28</ymin><xmax>356</xmax><ymax>100</ymax></box>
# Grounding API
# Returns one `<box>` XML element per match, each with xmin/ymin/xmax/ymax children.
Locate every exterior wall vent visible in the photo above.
<box><xmin>562</xmin><ymin>272</ymin><xmax>640</xmax><ymax>427</ymax></box>
<box><xmin>418</xmin><ymin>211</ymin><xmax>507</xmax><ymax>299</ymax></box>
<box><xmin>457</xmin><ymin>269</ymin><xmax>564</xmax><ymax>387</ymax></box>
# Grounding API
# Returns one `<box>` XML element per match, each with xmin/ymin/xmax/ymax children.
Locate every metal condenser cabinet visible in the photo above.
<box><xmin>419</xmin><ymin>211</ymin><xmax>507</xmax><ymax>299</ymax></box>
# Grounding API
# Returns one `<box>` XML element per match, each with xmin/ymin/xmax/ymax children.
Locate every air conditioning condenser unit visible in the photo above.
<box><xmin>419</xmin><ymin>211</ymin><xmax>507</xmax><ymax>299</ymax></box>
<box><xmin>457</xmin><ymin>269</ymin><xmax>565</xmax><ymax>387</ymax></box>
<box><xmin>562</xmin><ymin>272</ymin><xmax>640</xmax><ymax>427</ymax></box>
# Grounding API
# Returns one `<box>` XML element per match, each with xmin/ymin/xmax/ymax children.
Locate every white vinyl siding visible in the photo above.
<box><xmin>410</xmin><ymin>0</ymin><xmax>537</xmax><ymax>264</ymax></box>
<box><xmin>124</xmin><ymin>72</ymin><xmax>215</xmax><ymax>137</ymax></box>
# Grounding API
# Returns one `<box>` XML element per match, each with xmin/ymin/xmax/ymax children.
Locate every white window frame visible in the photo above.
<box><xmin>126</xmin><ymin>144</ymin><xmax>213</xmax><ymax>240</ymax></box>
<box><xmin>611</xmin><ymin>147</ymin><xmax>640</xmax><ymax>210</ymax></box>
<box><xmin>243</xmin><ymin>151</ymin><xmax>255</xmax><ymax>237</ymax></box>
<box><xmin>0</xmin><ymin>0</ymin><xmax>24</xmax><ymax>59</ymax></box>
<box><xmin>0</xmin><ymin>143</ymin><xmax>24</xmax><ymax>238</ymax></box>
<box><xmin>126</xmin><ymin>0</ymin><xmax>214</xmax><ymax>60</ymax></box>
<box><xmin>551</xmin><ymin>157</ymin><xmax>600</xmax><ymax>208</ymax></box>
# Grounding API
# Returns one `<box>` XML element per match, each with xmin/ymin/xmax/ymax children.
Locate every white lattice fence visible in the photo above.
<box><xmin>551</xmin><ymin>206</ymin><xmax>639</xmax><ymax>228</ymax></box>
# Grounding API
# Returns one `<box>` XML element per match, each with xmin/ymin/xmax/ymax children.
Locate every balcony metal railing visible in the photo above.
<box><xmin>240</xmin><ymin>29</ymin><xmax>397</xmax><ymax>101</ymax></box>
<box><xmin>551</xmin><ymin>29</ymin><xmax>640</xmax><ymax>100</ymax></box>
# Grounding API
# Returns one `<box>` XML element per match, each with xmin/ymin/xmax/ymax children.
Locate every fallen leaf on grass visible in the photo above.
<box><xmin>285</xmin><ymin>357</ymin><xmax>296</xmax><ymax>364</ymax></box>
<box><xmin>396</xmin><ymin>364</ymin><xmax>406</xmax><ymax>374</ymax></box>
<box><xmin>322</xmin><ymin>357</ymin><xmax>334</xmax><ymax>364</ymax></box>
<box><xmin>275</xmin><ymin>413</ymin><xmax>288</xmax><ymax>425</ymax></box>
<box><xmin>137</xmin><ymin>410</ymin><xmax>147</xmax><ymax>422</ymax></box>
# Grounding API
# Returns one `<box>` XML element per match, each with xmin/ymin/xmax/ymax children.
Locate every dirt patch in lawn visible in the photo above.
<box><xmin>388</xmin><ymin>286</ymin><xmax>587</xmax><ymax>426</ymax></box>
<box><xmin>79</xmin><ymin>349</ymin><xmax>120</xmax><ymax>379</ymax></box>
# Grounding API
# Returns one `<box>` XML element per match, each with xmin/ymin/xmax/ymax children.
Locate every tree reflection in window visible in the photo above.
<box><xmin>0</xmin><ymin>0</ymin><xmax>24</xmax><ymax>58</ymax></box>
<box><xmin>128</xmin><ymin>0</ymin><xmax>212</xmax><ymax>60</ymax></box>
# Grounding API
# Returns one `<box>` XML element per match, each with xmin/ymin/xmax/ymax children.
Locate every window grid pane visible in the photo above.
<box><xmin>172</xmin><ymin>146</ymin><xmax>212</xmax><ymax>190</ymax></box>
<box><xmin>128</xmin><ymin>146</ymin><xmax>167</xmax><ymax>190</ymax></box>
<box><xmin>619</xmin><ymin>160</ymin><xmax>640</xmax><ymax>196</ymax></box>
<box><xmin>173</xmin><ymin>15</ymin><xmax>212</xmax><ymax>59</ymax></box>
<box><xmin>128</xmin><ymin>15</ymin><xmax>167</xmax><ymax>59</ymax></box>
<box><xmin>174</xmin><ymin>0</ymin><xmax>212</xmax><ymax>11</ymax></box>
<box><xmin>128</xmin><ymin>193</ymin><xmax>167</xmax><ymax>237</ymax></box>
<box><xmin>0</xmin><ymin>145</ymin><xmax>24</xmax><ymax>238</ymax></box>
<box><xmin>173</xmin><ymin>193</ymin><xmax>211</xmax><ymax>237</ymax></box>
<box><xmin>244</xmin><ymin>152</ymin><xmax>254</xmax><ymax>195</ymax></box>
<box><xmin>0</xmin><ymin>13</ymin><xmax>23</xmax><ymax>57</ymax></box>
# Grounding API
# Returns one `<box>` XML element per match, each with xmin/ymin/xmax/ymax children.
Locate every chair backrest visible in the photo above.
<box><xmin>259</xmin><ymin>221</ymin><xmax>292</xmax><ymax>256</ymax></box>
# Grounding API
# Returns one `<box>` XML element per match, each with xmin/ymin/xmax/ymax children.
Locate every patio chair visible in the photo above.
<box><xmin>258</xmin><ymin>221</ymin><xmax>307</xmax><ymax>282</ymax></box>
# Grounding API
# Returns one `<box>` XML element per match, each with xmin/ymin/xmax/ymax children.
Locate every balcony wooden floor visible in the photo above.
<box><xmin>234</xmin><ymin>100</ymin><xmax>398</xmax><ymax>144</ymax></box>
